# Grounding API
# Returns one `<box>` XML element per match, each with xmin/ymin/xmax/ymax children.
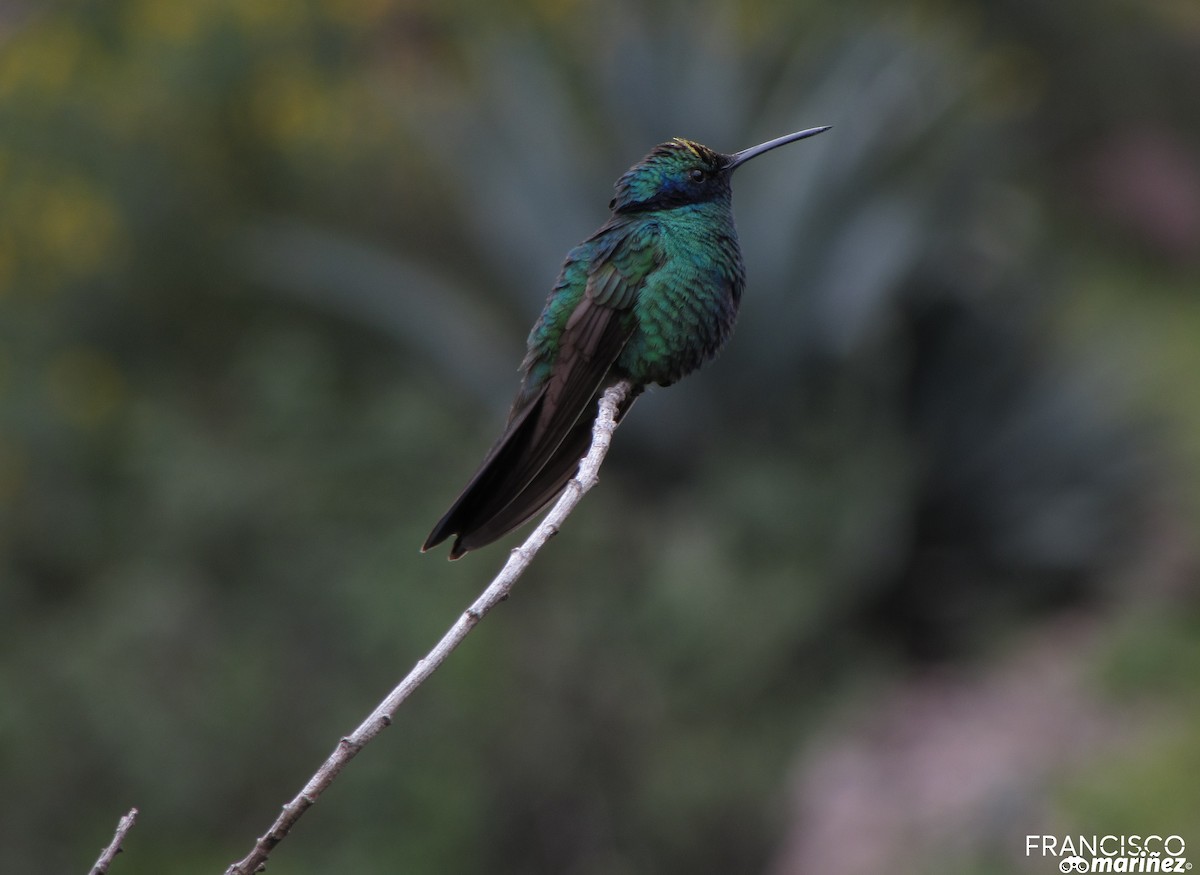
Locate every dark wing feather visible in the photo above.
<box><xmin>423</xmin><ymin>220</ymin><xmax>662</xmax><ymax>558</ymax></box>
<box><xmin>429</xmin><ymin>300</ymin><xmax>631</xmax><ymax>556</ymax></box>
<box><xmin>420</xmin><ymin>391</ymin><xmax>545</xmax><ymax>553</ymax></box>
<box><xmin>450</xmin><ymin>379</ymin><xmax>642</xmax><ymax>558</ymax></box>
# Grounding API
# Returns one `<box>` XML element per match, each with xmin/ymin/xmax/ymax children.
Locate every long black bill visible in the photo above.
<box><xmin>727</xmin><ymin>125</ymin><xmax>831</xmax><ymax>170</ymax></box>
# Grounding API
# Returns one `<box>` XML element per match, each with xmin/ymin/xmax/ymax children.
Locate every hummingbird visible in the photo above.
<box><xmin>423</xmin><ymin>126</ymin><xmax>830</xmax><ymax>559</ymax></box>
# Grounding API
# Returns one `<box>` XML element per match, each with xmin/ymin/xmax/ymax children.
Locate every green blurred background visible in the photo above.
<box><xmin>2</xmin><ymin>0</ymin><xmax>1199</xmax><ymax>872</ymax></box>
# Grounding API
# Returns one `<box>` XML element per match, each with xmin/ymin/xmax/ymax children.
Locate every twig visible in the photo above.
<box><xmin>225</xmin><ymin>381</ymin><xmax>632</xmax><ymax>875</ymax></box>
<box><xmin>89</xmin><ymin>808</ymin><xmax>138</xmax><ymax>875</ymax></box>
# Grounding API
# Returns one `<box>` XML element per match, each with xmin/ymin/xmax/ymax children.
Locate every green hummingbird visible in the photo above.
<box><xmin>423</xmin><ymin>126</ymin><xmax>830</xmax><ymax>559</ymax></box>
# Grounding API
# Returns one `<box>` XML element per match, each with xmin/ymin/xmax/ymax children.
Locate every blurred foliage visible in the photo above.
<box><xmin>1</xmin><ymin>0</ymin><xmax>1198</xmax><ymax>873</ymax></box>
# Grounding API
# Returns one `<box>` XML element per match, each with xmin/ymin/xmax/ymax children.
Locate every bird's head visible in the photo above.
<box><xmin>608</xmin><ymin>126</ymin><xmax>830</xmax><ymax>214</ymax></box>
<box><xmin>609</xmin><ymin>139</ymin><xmax>731</xmax><ymax>214</ymax></box>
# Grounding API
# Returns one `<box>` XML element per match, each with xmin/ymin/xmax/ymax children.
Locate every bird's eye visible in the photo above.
<box><xmin>690</xmin><ymin>168</ymin><xmax>706</xmax><ymax>182</ymax></box>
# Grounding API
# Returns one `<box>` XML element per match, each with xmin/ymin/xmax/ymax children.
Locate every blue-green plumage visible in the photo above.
<box><xmin>424</xmin><ymin>127</ymin><xmax>829</xmax><ymax>558</ymax></box>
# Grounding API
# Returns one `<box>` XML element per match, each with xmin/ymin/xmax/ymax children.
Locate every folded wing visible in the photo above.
<box><xmin>423</xmin><ymin>220</ymin><xmax>662</xmax><ymax>558</ymax></box>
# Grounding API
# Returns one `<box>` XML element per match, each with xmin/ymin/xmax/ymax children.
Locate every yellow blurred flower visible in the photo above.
<box><xmin>45</xmin><ymin>346</ymin><xmax>127</xmax><ymax>429</ymax></box>
<box><xmin>0</xmin><ymin>22</ymin><xmax>83</xmax><ymax>98</ymax></box>
<box><xmin>26</xmin><ymin>177</ymin><xmax>125</xmax><ymax>281</ymax></box>
<box><xmin>123</xmin><ymin>0</ymin><xmax>210</xmax><ymax>44</ymax></box>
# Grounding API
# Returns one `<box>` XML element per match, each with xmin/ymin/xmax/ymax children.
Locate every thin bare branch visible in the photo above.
<box><xmin>89</xmin><ymin>808</ymin><xmax>138</xmax><ymax>875</ymax></box>
<box><xmin>225</xmin><ymin>381</ymin><xmax>632</xmax><ymax>875</ymax></box>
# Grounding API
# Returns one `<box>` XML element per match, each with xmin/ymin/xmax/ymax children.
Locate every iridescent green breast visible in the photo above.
<box><xmin>617</xmin><ymin>203</ymin><xmax>745</xmax><ymax>387</ymax></box>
